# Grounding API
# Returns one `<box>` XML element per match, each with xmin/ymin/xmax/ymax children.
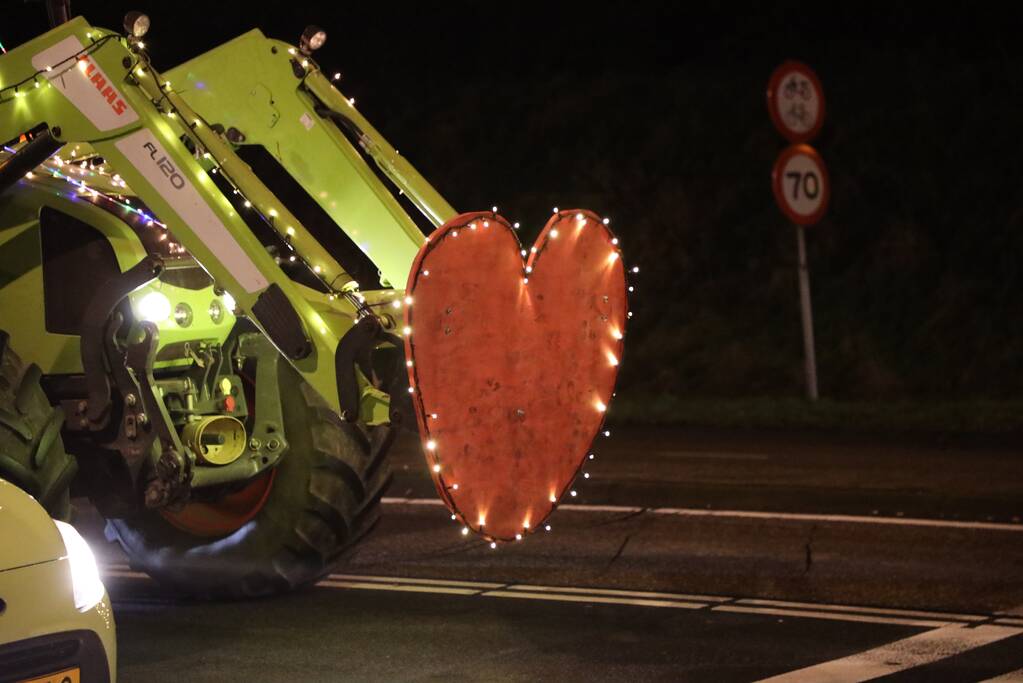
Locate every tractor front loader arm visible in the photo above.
<box><xmin>0</xmin><ymin>17</ymin><xmax>415</xmax><ymax>422</ymax></box>
<box><xmin>163</xmin><ymin>30</ymin><xmax>457</xmax><ymax>288</ymax></box>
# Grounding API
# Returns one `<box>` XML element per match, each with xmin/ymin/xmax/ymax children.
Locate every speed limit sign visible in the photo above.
<box><xmin>772</xmin><ymin>144</ymin><xmax>829</xmax><ymax>226</ymax></box>
<box><xmin>767</xmin><ymin>61</ymin><xmax>825</xmax><ymax>143</ymax></box>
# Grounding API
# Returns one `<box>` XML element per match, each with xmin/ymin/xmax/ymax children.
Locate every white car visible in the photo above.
<box><xmin>0</xmin><ymin>478</ymin><xmax>115</xmax><ymax>683</ymax></box>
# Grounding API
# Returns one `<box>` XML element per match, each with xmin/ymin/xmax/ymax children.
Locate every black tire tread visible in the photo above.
<box><xmin>0</xmin><ymin>331</ymin><xmax>76</xmax><ymax>519</ymax></box>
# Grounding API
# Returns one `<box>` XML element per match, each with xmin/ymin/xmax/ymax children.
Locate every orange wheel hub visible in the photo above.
<box><xmin>161</xmin><ymin>468</ymin><xmax>276</xmax><ymax>538</ymax></box>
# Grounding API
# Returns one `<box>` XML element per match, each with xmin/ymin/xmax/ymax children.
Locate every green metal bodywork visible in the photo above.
<box><xmin>0</xmin><ymin>17</ymin><xmax>456</xmax><ymax>420</ymax></box>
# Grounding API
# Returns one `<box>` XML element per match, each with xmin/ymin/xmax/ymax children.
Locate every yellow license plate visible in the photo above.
<box><xmin>19</xmin><ymin>667</ymin><xmax>80</xmax><ymax>683</ymax></box>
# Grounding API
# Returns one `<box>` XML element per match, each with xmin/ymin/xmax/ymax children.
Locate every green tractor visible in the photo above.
<box><xmin>0</xmin><ymin>8</ymin><xmax>459</xmax><ymax>596</ymax></box>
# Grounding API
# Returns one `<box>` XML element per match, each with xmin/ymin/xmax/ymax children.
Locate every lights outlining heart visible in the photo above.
<box><xmin>403</xmin><ymin>209</ymin><xmax>628</xmax><ymax>542</ymax></box>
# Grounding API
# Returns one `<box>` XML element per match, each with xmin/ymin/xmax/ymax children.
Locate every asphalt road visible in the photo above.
<box><xmin>78</xmin><ymin>427</ymin><xmax>1023</xmax><ymax>682</ymax></box>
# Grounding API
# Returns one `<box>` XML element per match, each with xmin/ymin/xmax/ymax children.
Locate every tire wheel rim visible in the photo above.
<box><xmin>160</xmin><ymin>468</ymin><xmax>276</xmax><ymax>538</ymax></box>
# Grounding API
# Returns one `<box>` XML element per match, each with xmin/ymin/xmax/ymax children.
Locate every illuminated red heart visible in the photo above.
<box><xmin>403</xmin><ymin>210</ymin><xmax>627</xmax><ymax>541</ymax></box>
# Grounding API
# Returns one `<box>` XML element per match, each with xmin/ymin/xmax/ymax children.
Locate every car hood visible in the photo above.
<box><xmin>0</xmin><ymin>479</ymin><xmax>65</xmax><ymax>571</ymax></box>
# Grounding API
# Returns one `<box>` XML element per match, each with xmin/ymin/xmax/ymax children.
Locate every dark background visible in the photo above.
<box><xmin>5</xmin><ymin>1</ymin><xmax>1023</xmax><ymax>402</ymax></box>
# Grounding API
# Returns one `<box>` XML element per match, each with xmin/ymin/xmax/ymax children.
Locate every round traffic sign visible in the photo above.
<box><xmin>767</xmin><ymin>61</ymin><xmax>825</xmax><ymax>143</ymax></box>
<box><xmin>772</xmin><ymin>144</ymin><xmax>830</xmax><ymax>226</ymax></box>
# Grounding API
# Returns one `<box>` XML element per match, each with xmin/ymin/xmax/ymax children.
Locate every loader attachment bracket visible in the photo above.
<box><xmin>80</xmin><ymin>255</ymin><xmax>164</xmax><ymax>426</ymax></box>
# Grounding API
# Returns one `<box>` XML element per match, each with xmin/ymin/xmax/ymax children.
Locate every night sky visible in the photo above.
<box><xmin>4</xmin><ymin>2</ymin><xmax>1023</xmax><ymax>399</ymax></box>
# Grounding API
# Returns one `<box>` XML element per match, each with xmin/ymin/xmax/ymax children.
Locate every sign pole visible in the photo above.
<box><xmin>794</xmin><ymin>224</ymin><xmax>818</xmax><ymax>401</ymax></box>
<box><xmin>768</xmin><ymin>60</ymin><xmax>827</xmax><ymax>402</ymax></box>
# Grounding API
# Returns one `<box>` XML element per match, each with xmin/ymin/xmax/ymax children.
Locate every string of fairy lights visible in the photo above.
<box><xmin>2</xmin><ymin>27</ymin><xmax>642</xmax><ymax>549</ymax></box>
<box><xmin>403</xmin><ymin>210</ymin><xmax>636</xmax><ymax>547</ymax></box>
<box><xmin>0</xmin><ymin>33</ymin><xmax>117</xmax><ymax>106</ymax></box>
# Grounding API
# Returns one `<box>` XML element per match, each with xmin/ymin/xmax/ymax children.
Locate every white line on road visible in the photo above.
<box><xmin>755</xmin><ymin>623</ymin><xmax>1023</xmax><ymax>682</ymax></box>
<box><xmin>505</xmin><ymin>583</ymin><xmax>731</xmax><ymax>602</ymax></box>
<box><xmin>735</xmin><ymin>597</ymin><xmax>984</xmax><ymax>622</ymax></box>
<box><xmin>713</xmin><ymin>605</ymin><xmax>952</xmax><ymax>629</ymax></box>
<box><xmin>320</xmin><ymin>580</ymin><xmax>480</xmax><ymax>596</ymax></box>
<box><xmin>484</xmin><ymin>589</ymin><xmax>707</xmax><ymax>610</ymax></box>
<box><xmin>330</xmin><ymin>573</ymin><xmax>505</xmax><ymax>589</ymax></box>
<box><xmin>101</xmin><ymin>566</ymin><xmax>1015</xmax><ymax>630</ymax></box>
<box><xmin>379</xmin><ymin>497</ymin><xmax>1023</xmax><ymax>532</ymax></box>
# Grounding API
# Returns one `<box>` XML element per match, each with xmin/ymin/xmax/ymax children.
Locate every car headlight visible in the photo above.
<box><xmin>54</xmin><ymin>520</ymin><xmax>105</xmax><ymax>612</ymax></box>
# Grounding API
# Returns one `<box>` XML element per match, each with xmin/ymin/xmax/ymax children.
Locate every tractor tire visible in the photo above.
<box><xmin>0</xmin><ymin>331</ymin><xmax>76</xmax><ymax>520</ymax></box>
<box><xmin>104</xmin><ymin>357</ymin><xmax>391</xmax><ymax>598</ymax></box>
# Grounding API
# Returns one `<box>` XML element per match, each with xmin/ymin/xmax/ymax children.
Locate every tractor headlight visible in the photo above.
<box><xmin>300</xmin><ymin>25</ymin><xmax>327</xmax><ymax>54</ymax></box>
<box><xmin>54</xmin><ymin>521</ymin><xmax>105</xmax><ymax>612</ymax></box>
<box><xmin>208</xmin><ymin>299</ymin><xmax>224</xmax><ymax>324</ymax></box>
<box><xmin>123</xmin><ymin>11</ymin><xmax>150</xmax><ymax>38</ymax></box>
<box><xmin>137</xmin><ymin>291</ymin><xmax>171</xmax><ymax>322</ymax></box>
<box><xmin>174</xmin><ymin>302</ymin><xmax>193</xmax><ymax>327</ymax></box>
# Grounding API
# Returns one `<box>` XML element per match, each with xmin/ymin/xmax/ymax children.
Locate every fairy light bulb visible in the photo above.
<box><xmin>607</xmin><ymin>351</ymin><xmax>619</xmax><ymax>367</ymax></box>
<box><xmin>490</xmin><ymin>542</ymin><xmax>497</xmax><ymax>549</ymax></box>
<box><xmin>603</xmin><ymin>217</ymin><xmax>611</xmax><ymax>225</ymax></box>
<box><xmin>575</xmin><ymin>213</ymin><xmax>585</xmax><ymax>221</ymax></box>
<box><xmin>432</xmin><ymin>464</ymin><xmax>441</xmax><ymax>473</ymax></box>
<box><xmin>552</xmin><ymin>206</ymin><xmax>559</xmax><ymax>213</ymax></box>
<box><xmin>550</xmin><ymin>229</ymin><xmax>559</xmax><ymax>238</ymax></box>
<box><xmin>462</xmin><ymin>527</ymin><xmax>469</xmax><ymax>536</ymax></box>
<box><xmin>403</xmin><ymin>326</ymin><xmax>412</xmax><ymax>336</ymax></box>
<box><xmin>426</xmin><ymin>440</ymin><xmax>436</xmax><ymax>451</ymax></box>
<box><xmin>406</xmin><ymin>360</ymin><xmax>413</xmax><ymax>367</ymax></box>
<box><xmin>595</xmin><ymin>400</ymin><xmax>607</xmax><ymax>412</ymax></box>
<box><xmin>549</xmin><ymin>494</ymin><xmax>557</xmax><ymax>503</ymax></box>
<box><xmin>405</xmin><ymin>296</ymin><xmax>414</xmax><ymax>305</ymax></box>
<box><xmin>632</xmin><ymin>266</ymin><xmax>640</xmax><ymax>273</ymax></box>
<box><xmin>570</xmin><ymin>490</ymin><xmax>578</xmax><ymax>497</ymax></box>
<box><xmin>608</xmin><ymin>252</ymin><xmax>619</xmax><ymax>264</ymax></box>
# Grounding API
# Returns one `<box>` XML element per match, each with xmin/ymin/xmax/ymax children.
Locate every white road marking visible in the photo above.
<box><xmin>735</xmin><ymin>597</ymin><xmax>984</xmax><ymax>622</ymax></box>
<box><xmin>320</xmin><ymin>580</ymin><xmax>480</xmax><ymax>596</ymax></box>
<box><xmin>649</xmin><ymin>507</ymin><xmax>1023</xmax><ymax>532</ymax></box>
<box><xmin>755</xmin><ymin>623</ymin><xmax>1023</xmax><ymax>682</ymax></box>
<box><xmin>506</xmin><ymin>584</ymin><xmax>730</xmax><ymax>602</ymax></box>
<box><xmin>713</xmin><ymin>605</ymin><xmax>951</xmax><ymax>629</ymax></box>
<box><xmin>379</xmin><ymin>497</ymin><xmax>1023</xmax><ymax>532</ymax></box>
<box><xmin>330</xmin><ymin>573</ymin><xmax>505</xmax><ymax>589</ymax></box>
<box><xmin>982</xmin><ymin>669</ymin><xmax>1023</xmax><ymax>682</ymax></box>
<box><xmin>100</xmin><ymin>565</ymin><xmax>1012</xmax><ymax>631</ymax></box>
<box><xmin>484</xmin><ymin>590</ymin><xmax>707</xmax><ymax>610</ymax></box>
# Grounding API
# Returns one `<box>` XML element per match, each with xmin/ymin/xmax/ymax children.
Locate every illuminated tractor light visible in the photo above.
<box><xmin>123</xmin><ymin>11</ymin><xmax>150</xmax><ymax>38</ymax></box>
<box><xmin>137</xmin><ymin>291</ymin><xmax>171</xmax><ymax>322</ymax></box>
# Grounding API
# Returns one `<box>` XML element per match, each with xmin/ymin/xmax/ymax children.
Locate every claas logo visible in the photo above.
<box><xmin>77</xmin><ymin>55</ymin><xmax>128</xmax><ymax>116</ymax></box>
